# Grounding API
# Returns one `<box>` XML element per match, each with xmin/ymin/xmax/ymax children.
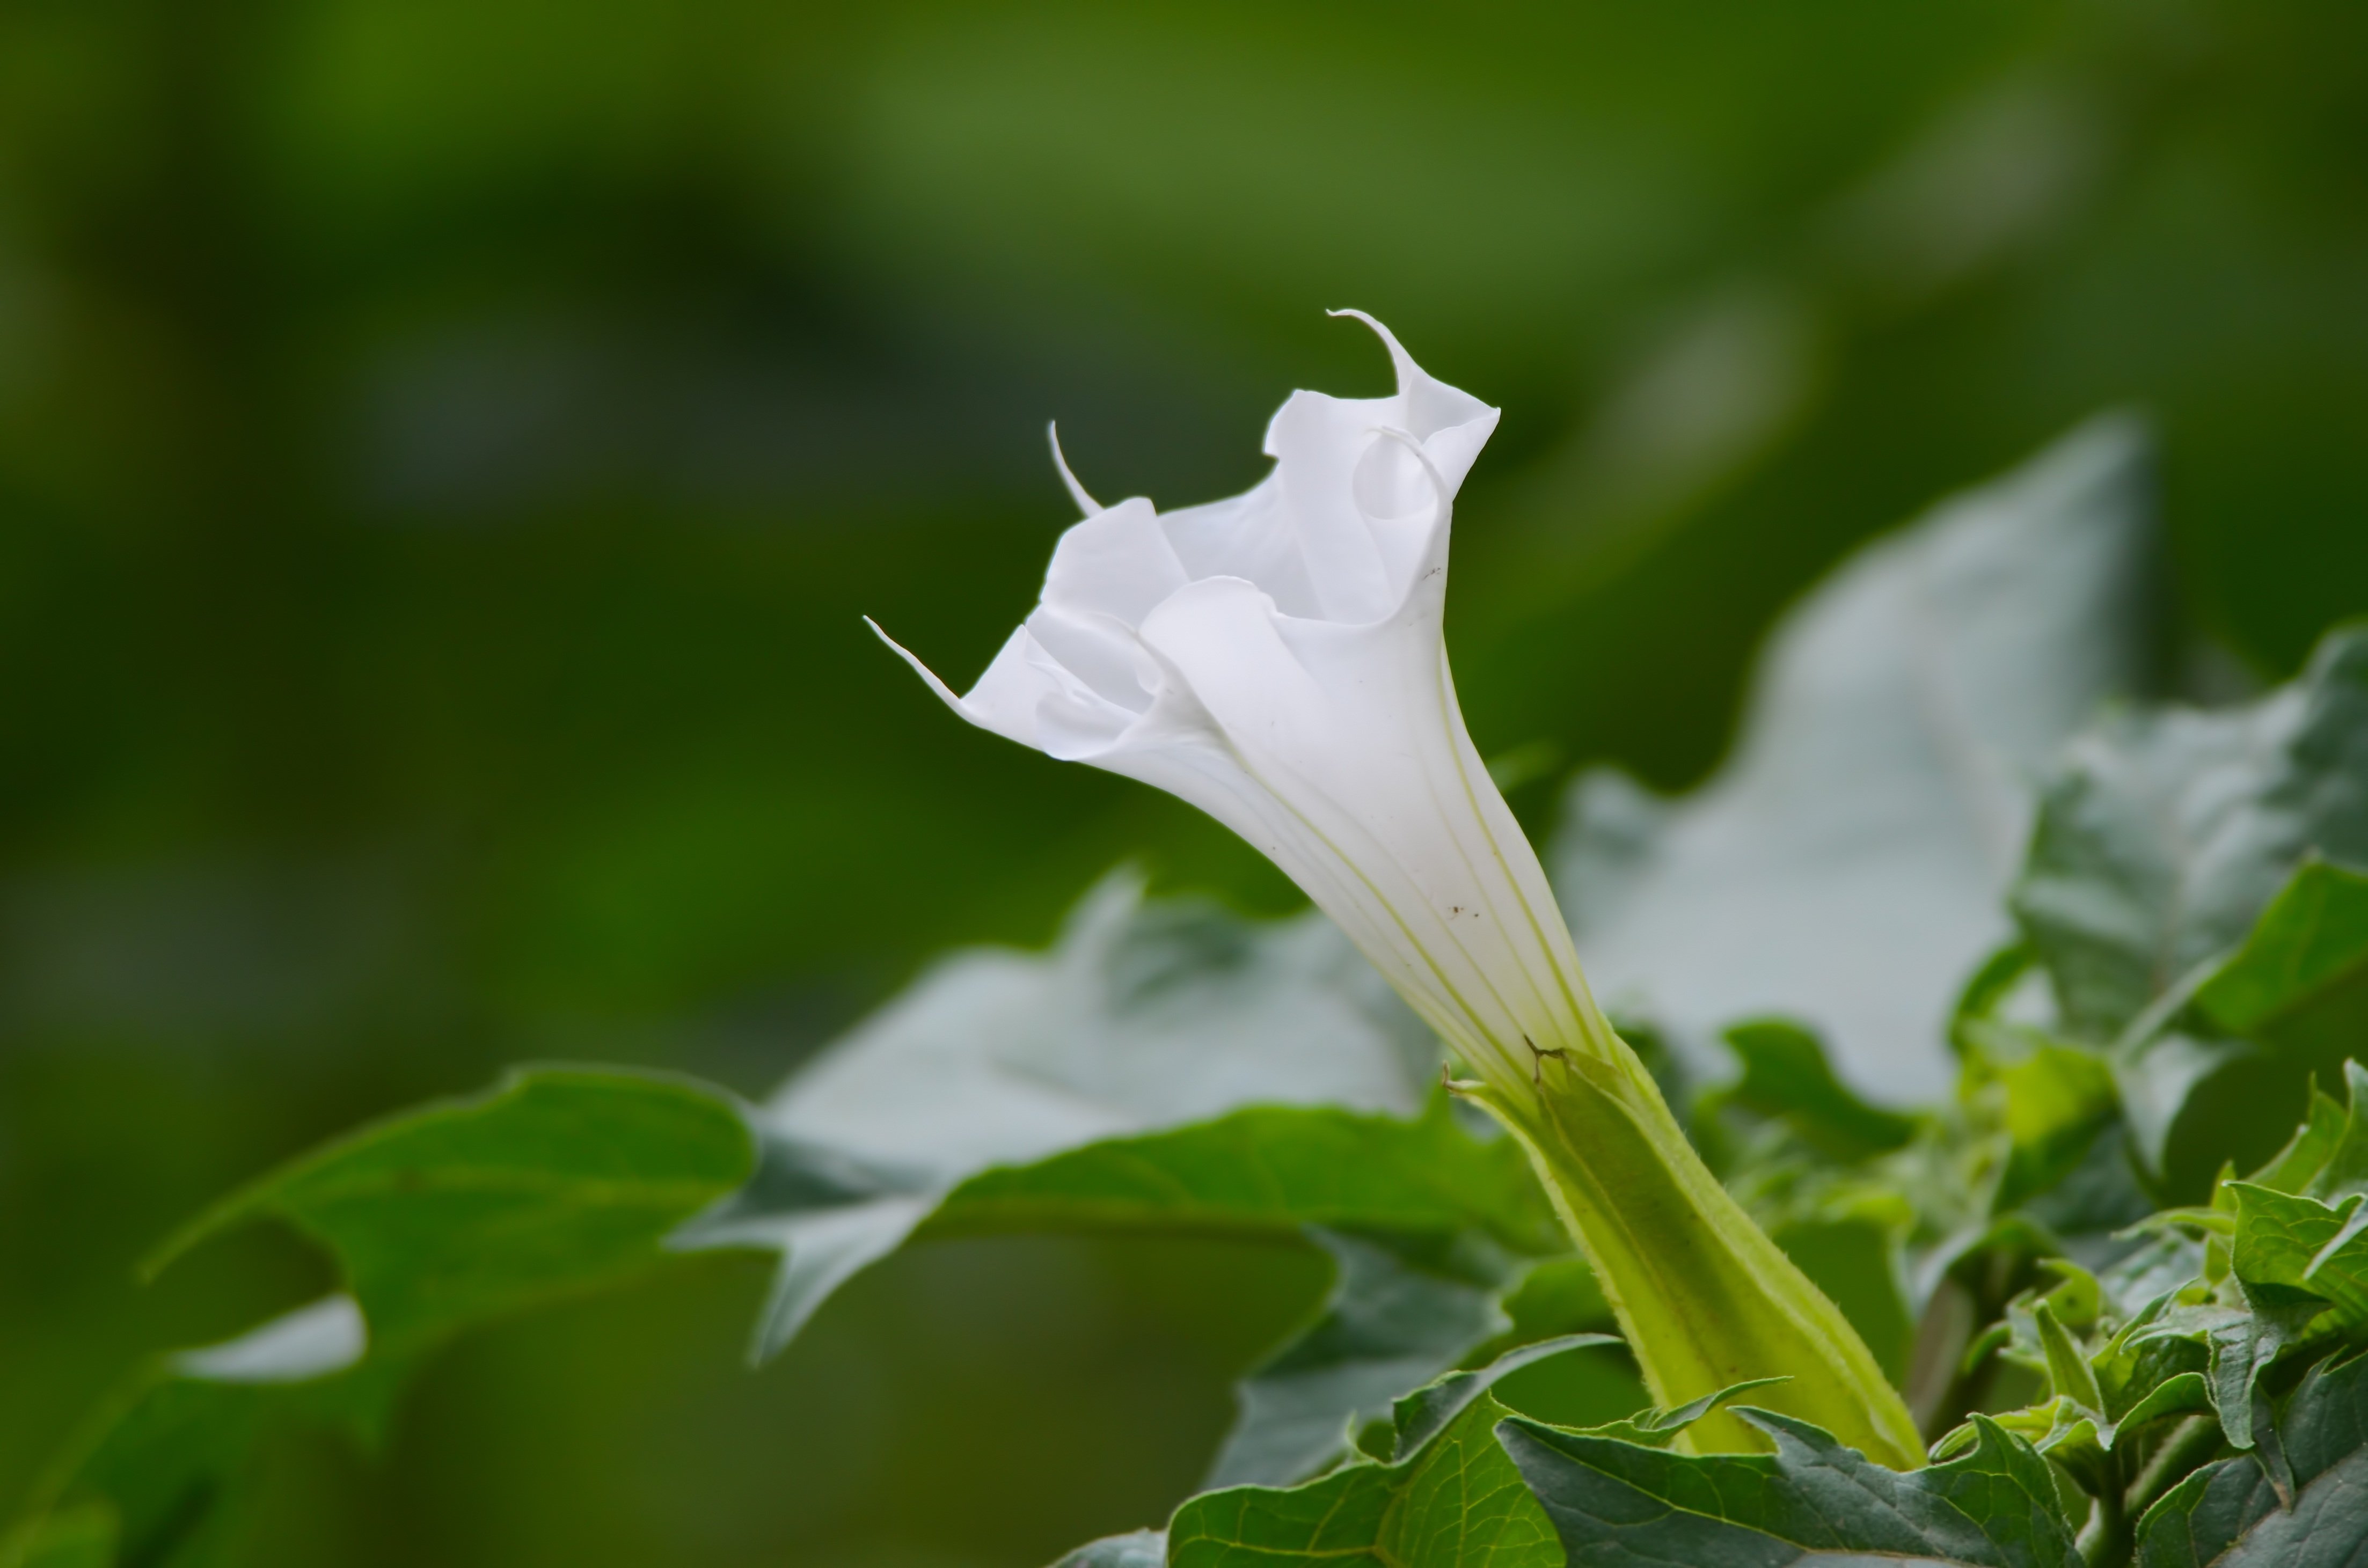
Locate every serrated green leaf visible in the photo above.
<box><xmin>1502</xmin><ymin>1408</ymin><xmax>2080</xmax><ymax>1567</ymax></box>
<box><xmin>1556</xmin><ymin>420</ymin><xmax>2158</xmax><ymax>1107</ymax></box>
<box><xmin>2136</xmin><ymin>1346</ymin><xmax>2368</xmax><ymax>1567</ymax></box>
<box><xmin>2227</xmin><ymin>1182</ymin><xmax>2368</xmax><ymax>1327</ymax></box>
<box><xmin>1168</xmin><ymin>1342</ymin><xmax>1588</xmax><ymax>1568</ymax></box>
<box><xmin>1388</xmin><ymin>1335</ymin><xmax>1624</xmax><ymax>1459</ymax></box>
<box><xmin>1205</xmin><ymin>1228</ymin><xmax>1518</xmax><ymax>1489</ymax></box>
<box><xmin>1567</xmin><ymin>1377</ymin><xmax>1791</xmax><ymax>1449</ymax></box>
<box><xmin>2139</xmin><ymin>1281</ymin><xmax>2330</xmax><ymax>1453</ymax></box>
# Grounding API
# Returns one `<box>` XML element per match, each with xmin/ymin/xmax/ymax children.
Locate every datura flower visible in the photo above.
<box><xmin>874</xmin><ymin>312</ymin><xmax>1923</xmax><ymax>1467</ymax></box>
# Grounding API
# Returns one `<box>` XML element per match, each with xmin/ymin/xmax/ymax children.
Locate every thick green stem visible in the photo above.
<box><xmin>1471</xmin><ymin>1041</ymin><xmax>1926</xmax><ymax>1469</ymax></box>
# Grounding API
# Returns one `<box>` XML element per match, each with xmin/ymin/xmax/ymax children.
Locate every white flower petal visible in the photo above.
<box><xmin>882</xmin><ymin>313</ymin><xmax>1603</xmax><ymax>1091</ymax></box>
<box><xmin>1042</xmin><ymin>496</ymin><xmax>1188</xmax><ymax>628</ymax></box>
<box><xmin>1047</xmin><ymin>421</ymin><xmax>1103</xmax><ymax>517</ymax></box>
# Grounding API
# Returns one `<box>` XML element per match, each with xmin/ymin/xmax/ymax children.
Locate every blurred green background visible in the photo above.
<box><xmin>4</xmin><ymin>1</ymin><xmax>2366</xmax><ymax>1561</ymax></box>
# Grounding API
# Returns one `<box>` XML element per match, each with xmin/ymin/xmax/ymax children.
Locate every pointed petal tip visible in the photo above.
<box><xmin>864</xmin><ymin>616</ymin><xmax>969</xmax><ymax>712</ymax></box>
<box><xmin>1046</xmin><ymin>422</ymin><xmax>1104</xmax><ymax>517</ymax></box>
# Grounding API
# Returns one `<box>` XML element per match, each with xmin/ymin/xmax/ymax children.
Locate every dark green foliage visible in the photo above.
<box><xmin>2135</xmin><ymin>1349</ymin><xmax>2368</xmax><ymax>1568</ymax></box>
<box><xmin>1503</xmin><ymin>1410</ymin><xmax>2077</xmax><ymax>1568</ymax></box>
<box><xmin>15</xmin><ymin>389</ymin><xmax>2368</xmax><ymax>1568</ymax></box>
<box><xmin>1166</xmin><ymin>1342</ymin><xmax>1603</xmax><ymax>1568</ymax></box>
<box><xmin>2013</xmin><ymin>625</ymin><xmax>2368</xmax><ymax>1043</ymax></box>
<box><xmin>5</xmin><ymin>1071</ymin><xmax>752</xmax><ymax>1567</ymax></box>
<box><xmin>926</xmin><ymin>1103</ymin><xmax>1561</xmax><ymax>1259</ymax></box>
<box><xmin>149</xmin><ymin>1071</ymin><xmax>754</xmax><ymax>1355</ymax></box>
<box><xmin>1709</xmin><ymin>1019</ymin><xmax>1921</xmax><ymax>1162</ymax></box>
<box><xmin>1203</xmin><ymin>1230</ymin><xmax>1532</xmax><ymax>1490</ymax></box>
<box><xmin>13</xmin><ymin>1</ymin><xmax>2368</xmax><ymax>1558</ymax></box>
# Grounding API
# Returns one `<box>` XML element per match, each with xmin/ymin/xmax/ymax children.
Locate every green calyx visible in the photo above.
<box><xmin>1466</xmin><ymin>1037</ymin><xmax>1925</xmax><ymax>1469</ymax></box>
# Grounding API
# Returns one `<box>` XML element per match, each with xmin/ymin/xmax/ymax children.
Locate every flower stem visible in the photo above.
<box><xmin>1469</xmin><ymin>1038</ymin><xmax>1926</xmax><ymax>1469</ymax></box>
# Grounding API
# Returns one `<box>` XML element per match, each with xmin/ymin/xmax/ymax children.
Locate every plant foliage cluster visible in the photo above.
<box><xmin>10</xmin><ymin>428</ymin><xmax>2368</xmax><ymax>1568</ymax></box>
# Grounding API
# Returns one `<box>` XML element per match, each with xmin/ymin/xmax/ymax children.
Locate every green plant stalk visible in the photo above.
<box><xmin>1467</xmin><ymin>1041</ymin><xmax>1926</xmax><ymax>1468</ymax></box>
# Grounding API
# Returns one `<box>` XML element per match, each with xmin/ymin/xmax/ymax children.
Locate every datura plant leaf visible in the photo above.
<box><xmin>1158</xmin><ymin>1337</ymin><xmax>1628</xmax><ymax>1568</ymax></box>
<box><xmin>1502</xmin><ymin>1407</ymin><xmax>2079</xmax><ymax>1568</ymax></box>
<box><xmin>1201</xmin><ymin>1228</ymin><xmax>1646</xmax><ymax>1491</ymax></box>
<box><xmin>145</xmin><ymin>1069</ymin><xmax>754</xmax><ymax>1355</ymax></box>
<box><xmin>4</xmin><ymin>1070</ymin><xmax>753</xmax><ymax>1568</ymax></box>
<box><xmin>878</xmin><ymin>309</ymin><xmax>1924</xmax><ymax>1468</ymax></box>
<box><xmin>2114</xmin><ymin>854</ymin><xmax>2368</xmax><ymax>1194</ymax></box>
<box><xmin>669</xmin><ymin>870</ymin><xmax>1488</xmax><ymax>1359</ymax></box>
<box><xmin>1556</xmin><ymin>416</ymin><xmax>2157</xmax><ymax>1107</ymax></box>
<box><xmin>2013</xmin><ymin>623</ymin><xmax>2368</xmax><ymax>1043</ymax></box>
<box><xmin>2133</xmin><ymin>1346</ymin><xmax>2368</xmax><ymax>1568</ymax></box>
<box><xmin>1204</xmin><ymin>1228</ymin><xmax>1528</xmax><ymax>1490</ymax></box>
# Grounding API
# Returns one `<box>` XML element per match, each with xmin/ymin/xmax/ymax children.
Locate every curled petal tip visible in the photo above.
<box><xmin>1326</xmin><ymin>308</ymin><xmax>1417</xmax><ymax>394</ymax></box>
<box><xmin>1046</xmin><ymin>422</ymin><xmax>1103</xmax><ymax>517</ymax></box>
<box><xmin>864</xmin><ymin>616</ymin><xmax>968</xmax><ymax>713</ymax></box>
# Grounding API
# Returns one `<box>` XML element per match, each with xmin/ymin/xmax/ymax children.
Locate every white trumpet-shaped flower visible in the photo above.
<box><xmin>873</xmin><ymin>313</ymin><xmax>1617</xmax><ymax>1094</ymax></box>
<box><xmin>874</xmin><ymin>312</ymin><xmax>1928</xmax><ymax>1468</ymax></box>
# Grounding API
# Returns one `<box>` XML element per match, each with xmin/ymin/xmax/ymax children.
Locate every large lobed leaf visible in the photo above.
<box><xmin>1556</xmin><ymin>417</ymin><xmax>2158</xmax><ymax>1106</ymax></box>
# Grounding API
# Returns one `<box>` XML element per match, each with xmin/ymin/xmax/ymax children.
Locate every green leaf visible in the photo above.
<box><xmin>2301</xmin><ymin>1062</ymin><xmax>2368</xmax><ymax>1203</ymax></box>
<box><xmin>1205</xmin><ymin>1228</ymin><xmax>1519</xmax><ymax>1489</ymax></box>
<box><xmin>9</xmin><ymin>1069</ymin><xmax>751</xmax><ymax>1566</ymax></box>
<box><xmin>671</xmin><ymin>873</ymin><xmax>1448</xmax><ymax>1358</ymax></box>
<box><xmin>1049</xmin><ymin>1530</ymin><xmax>1168</xmax><ymax>1568</ymax></box>
<box><xmin>1387</xmin><ymin>1336</ymin><xmax>1627</xmax><ymax>1459</ymax></box>
<box><xmin>2227</xmin><ymin>1182</ymin><xmax>2368</xmax><ymax>1327</ymax></box>
<box><xmin>2</xmin><ymin>1299</ymin><xmax>405</xmax><ymax>1568</ymax></box>
<box><xmin>151</xmin><ymin>1068</ymin><xmax>752</xmax><ymax>1355</ymax></box>
<box><xmin>1969</xmin><ymin>1032</ymin><xmax>2124</xmax><ymax>1213</ymax></box>
<box><xmin>1167</xmin><ymin>1342</ymin><xmax>1594</xmax><ymax>1568</ymax></box>
<box><xmin>925</xmin><ymin>1100</ymin><xmax>1560</xmax><ymax>1256</ymax></box>
<box><xmin>2194</xmin><ymin>858</ymin><xmax>2368</xmax><ymax>1040</ymax></box>
<box><xmin>2117</xmin><ymin>1032</ymin><xmax>2269</xmax><ymax>1189</ymax></box>
<box><xmin>2138</xmin><ymin>1283</ymin><xmax>2331</xmax><ymax>1453</ymax></box>
<box><xmin>1710</xmin><ymin>1018</ymin><xmax>1919</xmax><ymax>1161</ymax></box>
<box><xmin>2118</xmin><ymin>859</ymin><xmax>2368</xmax><ymax>1195</ymax></box>
<box><xmin>1557</xmin><ymin>419</ymin><xmax>2157</xmax><ymax>1106</ymax></box>
<box><xmin>2245</xmin><ymin>1081</ymin><xmax>2352</xmax><ymax>1195</ymax></box>
<box><xmin>1502</xmin><ymin>1407</ymin><xmax>2081</xmax><ymax>1568</ymax></box>
<box><xmin>2136</xmin><ymin>1346</ymin><xmax>2368</xmax><ymax>1567</ymax></box>
<box><xmin>1568</xmin><ymin>1378</ymin><xmax>1792</xmax><ymax>1449</ymax></box>
<box><xmin>2034</xmin><ymin>1299</ymin><xmax>2106</xmax><ymax>1410</ymax></box>
<box><xmin>2014</xmin><ymin>624</ymin><xmax>2368</xmax><ymax>1042</ymax></box>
